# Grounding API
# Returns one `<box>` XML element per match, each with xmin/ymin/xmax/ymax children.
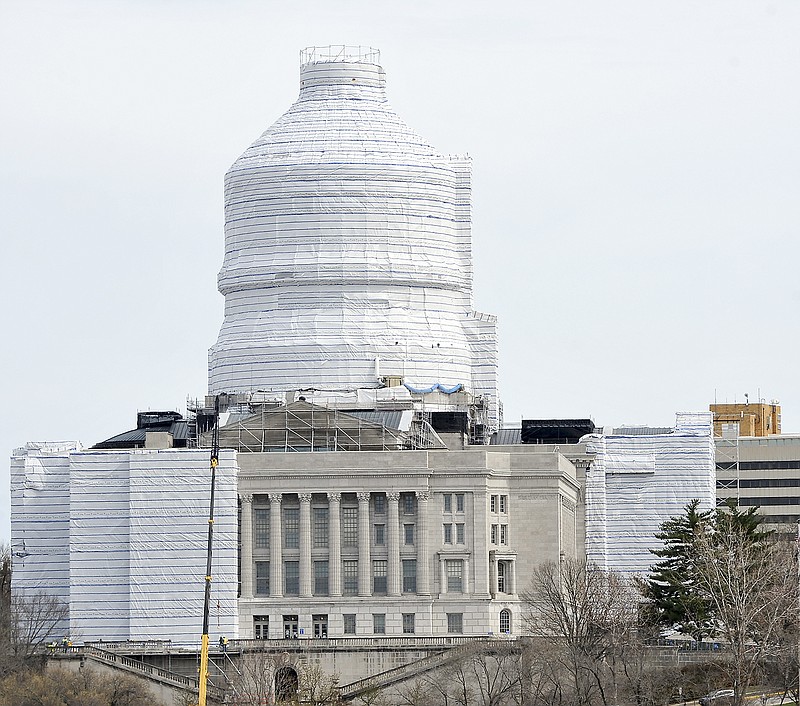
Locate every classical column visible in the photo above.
<box><xmin>463</xmin><ymin>557</ymin><xmax>470</xmax><ymax>595</ymax></box>
<box><xmin>239</xmin><ymin>494</ymin><xmax>254</xmax><ymax>599</ymax></box>
<box><xmin>299</xmin><ymin>493</ymin><xmax>312</xmax><ymax>597</ymax></box>
<box><xmin>328</xmin><ymin>493</ymin><xmax>342</xmax><ymax>596</ymax></box>
<box><xmin>489</xmin><ymin>555</ymin><xmax>497</xmax><ymax>597</ymax></box>
<box><xmin>357</xmin><ymin>492</ymin><xmax>372</xmax><ymax>596</ymax></box>
<box><xmin>415</xmin><ymin>491</ymin><xmax>430</xmax><ymax>595</ymax></box>
<box><xmin>439</xmin><ymin>557</ymin><xmax>447</xmax><ymax>594</ymax></box>
<box><xmin>510</xmin><ymin>560</ymin><xmax>517</xmax><ymax>595</ymax></box>
<box><xmin>269</xmin><ymin>493</ymin><xmax>283</xmax><ymax>597</ymax></box>
<box><xmin>387</xmin><ymin>492</ymin><xmax>401</xmax><ymax>596</ymax></box>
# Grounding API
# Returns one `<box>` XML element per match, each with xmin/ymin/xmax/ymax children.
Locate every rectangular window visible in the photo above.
<box><xmin>404</xmin><ymin>524</ymin><xmax>414</xmax><ymax>545</ymax></box>
<box><xmin>497</xmin><ymin>561</ymin><xmax>506</xmax><ymax>593</ymax></box>
<box><xmin>374</xmin><ymin>524</ymin><xmax>385</xmax><ymax>546</ymax></box>
<box><xmin>500</xmin><ymin>524</ymin><xmax>508</xmax><ymax>545</ymax></box>
<box><xmin>402</xmin><ymin>559</ymin><xmax>417</xmax><ymax>593</ymax></box>
<box><xmin>253</xmin><ymin>615</ymin><xmax>269</xmax><ymax>640</ymax></box>
<box><xmin>342</xmin><ymin>507</ymin><xmax>358</xmax><ymax>546</ymax></box>
<box><xmin>374</xmin><ymin>494</ymin><xmax>386</xmax><ymax>514</ymax></box>
<box><xmin>403</xmin><ymin>494</ymin><xmax>415</xmax><ymax>514</ymax></box>
<box><xmin>500</xmin><ymin>495</ymin><xmax>507</xmax><ymax>514</ymax></box>
<box><xmin>456</xmin><ymin>493</ymin><xmax>465</xmax><ymax>513</ymax></box>
<box><xmin>447</xmin><ymin>613</ymin><xmax>463</xmax><ymax>634</ymax></box>
<box><xmin>255</xmin><ymin>561</ymin><xmax>269</xmax><ymax>595</ymax></box>
<box><xmin>490</xmin><ymin>495</ymin><xmax>497</xmax><ymax>513</ymax></box>
<box><xmin>402</xmin><ymin>613</ymin><xmax>415</xmax><ymax>634</ymax></box>
<box><xmin>313</xmin><ymin>507</ymin><xmax>329</xmax><ymax>548</ymax></box>
<box><xmin>443</xmin><ymin>523</ymin><xmax>452</xmax><ymax>544</ymax></box>
<box><xmin>342</xmin><ymin>560</ymin><xmax>358</xmax><ymax>596</ymax></box>
<box><xmin>343</xmin><ymin>614</ymin><xmax>356</xmax><ymax>635</ymax></box>
<box><xmin>491</xmin><ymin>524</ymin><xmax>498</xmax><ymax>545</ymax></box>
<box><xmin>314</xmin><ymin>560</ymin><xmax>329</xmax><ymax>595</ymax></box>
<box><xmin>254</xmin><ymin>508</ymin><xmax>269</xmax><ymax>549</ymax></box>
<box><xmin>373</xmin><ymin>560</ymin><xmax>387</xmax><ymax>594</ymax></box>
<box><xmin>456</xmin><ymin>523</ymin><xmax>465</xmax><ymax>544</ymax></box>
<box><xmin>373</xmin><ymin>614</ymin><xmax>386</xmax><ymax>634</ymax></box>
<box><xmin>284</xmin><ymin>560</ymin><xmax>299</xmax><ymax>596</ymax></box>
<box><xmin>443</xmin><ymin>494</ymin><xmax>452</xmax><ymax>512</ymax></box>
<box><xmin>283</xmin><ymin>507</ymin><xmax>299</xmax><ymax>549</ymax></box>
<box><xmin>446</xmin><ymin>560</ymin><xmax>463</xmax><ymax>592</ymax></box>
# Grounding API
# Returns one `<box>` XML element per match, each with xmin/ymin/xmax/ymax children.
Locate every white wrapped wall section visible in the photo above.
<box><xmin>209</xmin><ymin>47</ymin><xmax>499</xmax><ymax>427</ymax></box>
<box><xmin>584</xmin><ymin>412</ymin><xmax>715</xmax><ymax>576</ymax></box>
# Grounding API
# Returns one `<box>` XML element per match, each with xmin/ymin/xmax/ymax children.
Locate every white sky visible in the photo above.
<box><xmin>2</xmin><ymin>0</ymin><xmax>798</xmax><ymax>541</ymax></box>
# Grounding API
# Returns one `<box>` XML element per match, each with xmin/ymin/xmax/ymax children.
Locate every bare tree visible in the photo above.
<box><xmin>693</xmin><ymin>528</ymin><xmax>799</xmax><ymax>706</ymax></box>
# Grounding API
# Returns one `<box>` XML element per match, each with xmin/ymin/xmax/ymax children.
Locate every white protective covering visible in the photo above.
<box><xmin>584</xmin><ymin>412</ymin><xmax>715</xmax><ymax>576</ymax></box>
<box><xmin>209</xmin><ymin>46</ymin><xmax>499</xmax><ymax>427</ymax></box>
<box><xmin>11</xmin><ymin>446</ymin><xmax>238</xmax><ymax>644</ymax></box>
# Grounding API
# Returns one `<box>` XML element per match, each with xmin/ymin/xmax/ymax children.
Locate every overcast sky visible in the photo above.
<box><xmin>2</xmin><ymin>0</ymin><xmax>798</xmax><ymax>541</ymax></box>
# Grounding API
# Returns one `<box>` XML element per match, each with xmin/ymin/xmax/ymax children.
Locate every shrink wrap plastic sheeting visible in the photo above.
<box><xmin>209</xmin><ymin>49</ymin><xmax>498</xmax><ymax>427</ymax></box>
<box><xmin>584</xmin><ymin>412</ymin><xmax>715</xmax><ymax>576</ymax></box>
<box><xmin>11</xmin><ymin>447</ymin><xmax>238</xmax><ymax>644</ymax></box>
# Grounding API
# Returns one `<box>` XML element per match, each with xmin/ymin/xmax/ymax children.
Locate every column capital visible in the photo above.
<box><xmin>356</xmin><ymin>492</ymin><xmax>371</xmax><ymax>503</ymax></box>
<box><xmin>298</xmin><ymin>493</ymin><xmax>313</xmax><ymax>504</ymax></box>
<box><xmin>415</xmin><ymin>491</ymin><xmax>430</xmax><ymax>502</ymax></box>
<box><xmin>327</xmin><ymin>492</ymin><xmax>342</xmax><ymax>503</ymax></box>
<box><xmin>239</xmin><ymin>493</ymin><xmax>253</xmax><ymax>504</ymax></box>
<box><xmin>386</xmin><ymin>492</ymin><xmax>401</xmax><ymax>502</ymax></box>
<box><xmin>269</xmin><ymin>493</ymin><xmax>283</xmax><ymax>504</ymax></box>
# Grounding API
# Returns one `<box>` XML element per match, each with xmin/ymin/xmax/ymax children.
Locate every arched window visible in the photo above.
<box><xmin>499</xmin><ymin>609</ymin><xmax>511</xmax><ymax>635</ymax></box>
<box><xmin>275</xmin><ymin>665</ymin><xmax>299</xmax><ymax>703</ymax></box>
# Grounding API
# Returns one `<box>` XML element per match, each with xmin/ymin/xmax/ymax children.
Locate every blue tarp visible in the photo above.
<box><xmin>403</xmin><ymin>383</ymin><xmax>463</xmax><ymax>394</ymax></box>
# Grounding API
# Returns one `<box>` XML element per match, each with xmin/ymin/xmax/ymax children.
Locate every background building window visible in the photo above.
<box><xmin>253</xmin><ymin>615</ymin><xmax>269</xmax><ymax>639</ymax></box>
<box><xmin>342</xmin><ymin>560</ymin><xmax>358</xmax><ymax>595</ymax></box>
<box><xmin>342</xmin><ymin>507</ymin><xmax>358</xmax><ymax>546</ymax></box>
<box><xmin>443</xmin><ymin>524</ymin><xmax>452</xmax><ymax>544</ymax></box>
<box><xmin>456</xmin><ymin>494</ymin><xmax>465</xmax><ymax>512</ymax></box>
<box><xmin>374</xmin><ymin>524</ymin><xmax>385</xmax><ymax>545</ymax></box>
<box><xmin>314</xmin><ymin>560</ymin><xmax>329</xmax><ymax>595</ymax></box>
<box><xmin>254</xmin><ymin>508</ymin><xmax>269</xmax><ymax>549</ymax></box>
<box><xmin>402</xmin><ymin>559</ymin><xmax>417</xmax><ymax>593</ymax></box>
<box><xmin>255</xmin><ymin>561</ymin><xmax>269</xmax><ymax>595</ymax></box>
<box><xmin>447</xmin><ymin>613</ymin><xmax>463</xmax><ymax>634</ymax></box>
<box><xmin>500</xmin><ymin>495</ymin><xmax>508</xmax><ymax>513</ymax></box>
<box><xmin>500</xmin><ymin>609</ymin><xmax>511</xmax><ymax>634</ymax></box>
<box><xmin>497</xmin><ymin>561</ymin><xmax>506</xmax><ymax>593</ymax></box>
<box><xmin>404</xmin><ymin>524</ymin><xmax>414</xmax><ymax>545</ymax></box>
<box><xmin>500</xmin><ymin>524</ymin><xmax>508</xmax><ymax>545</ymax></box>
<box><xmin>284</xmin><ymin>561</ymin><xmax>299</xmax><ymax>596</ymax></box>
<box><xmin>374</xmin><ymin>494</ymin><xmax>386</xmax><ymax>514</ymax></box>
<box><xmin>402</xmin><ymin>613</ymin><xmax>415</xmax><ymax>634</ymax></box>
<box><xmin>490</xmin><ymin>495</ymin><xmax>497</xmax><ymax>513</ymax></box>
<box><xmin>343</xmin><ymin>614</ymin><xmax>356</xmax><ymax>635</ymax></box>
<box><xmin>313</xmin><ymin>507</ymin><xmax>328</xmax><ymax>548</ymax></box>
<box><xmin>373</xmin><ymin>614</ymin><xmax>385</xmax><ymax>634</ymax></box>
<box><xmin>446</xmin><ymin>560</ymin><xmax>463</xmax><ymax>592</ymax></box>
<box><xmin>443</xmin><ymin>494</ymin><xmax>452</xmax><ymax>512</ymax></box>
<box><xmin>456</xmin><ymin>523</ymin><xmax>465</xmax><ymax>544</ymax></box>
<box><xmin>402</xmin><ymin>493</ymin><xmax>415</xmax><ymax>514</ymax></box>
<box><xmin>491</xmin><ymin>524</ymin><xmax>498</xmax><ymax>544</ymax></box>
<box><xmin>283</xmin><ymin>507</ymin><xmax>299</xmax><ymax>549</ymax></box>
<box><xmin>373</xmin><ymin>560</ymin><xmax>388</xmax><ymax>594</ymax></box>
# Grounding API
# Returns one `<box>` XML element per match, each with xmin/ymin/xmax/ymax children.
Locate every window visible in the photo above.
<box><xmin>343</xmin><ymin>614</ymin><xmax>356</xmax><ymax>635</ymax></box>
<box><xmin>402</xmin><ymin>613</ymin><xmax>415</xmax><ymax>634</ymax></box>
<box><xmin>490</xmin><ymin>495</ymin><xmax>497</xmax><ymax>513</ymax></box>
<box><xmin>447</xmin><ymin>613</ymin><xmax>463</xmax><ymax>634</ymax></box>
<box><xmin>499</xmin><ymin>609</ymin><xmax>511</xmax><ymax>634</ymax></box>
<box><xmin>313</xmin><ymin>507</ymin><xmax>328</xmax><ymax>548</ymax></box>
<box><xmin>374</xmin><ymin>524</ymin><xmax>385</xmax><ymax>545</ymax></box>
<box><xmin>456</xmin><ymin>523</ymin><xmax>465</xmax><ymax>544</ymax></box>
<box><xmin>446</xmin><ymin>560</ymin><xmax>463</xmax><ymax>592</ymax></box>
<box><xmin>342</xmin><ymin>507</ymin><xmax>358</xmax><ymax>546</ymax></box>
<box><xmin>254</xmin><ymin>508</ymin><xmax>269</xmax><ymax>549</ymax></box>
<box><xmin>253</xmin><ymin>615</ymin><xmax>269</xmax><ymax>639</ymax></box>
<box><xmin>491</xmin><ymin>524</ymin><xmax>498</xmax><ymax>544</ymax></box>
<box><xmin>314</xmin><ymin>560</ymin><xmax>329</xmax><ymax>595</ymax></box>
<box><xmin>284</xmin><ymin>561</ymin><xmax>299</xmax><ymax>596</ymax></box>
<box><xmin>500</xmin><ymin>524</ymin><xmax>508</xmax><ymax>545</ymax></box>
<box><xmin>443</xmin><ymin>494</ymin><xmax>452</xmax><ymax>512</ymax></box>
<box><xmin>402</xmin><ymin>559</ymin><xmax>417</xmax><ymax>593</ymax></box>
<box><xmin>456</xmin><ymin>494</ymin><xmax>465</xmax><ymax>513</ymax></box>
<box><xmin>500</xmin><ymin>495</ymin><xmax>507</xmax><ymax>514</ymax></box>
<box><xmin>342</xmin><ymin>560</ymin><xmax>358</xmax><ymax>596</ymax></box>
<box><xmin>497</xmin><ymin>561</ymin><xmax>506</xmax><ymax>593</ymax></box>
<box><xmin>403</xmin><ymin>494</ymin><xmax>415</xmax><ymax>514</ymax></box>
<box><xmin>283</xmin><ymin>507</ymin><xmax>299</xmax><ymax>549</ymax></box>
<box><xmin>373</xmin><ymin>614</ymin><xmax>385</xmax><ymax>634</ymax></box>
<box><xmin>255</xmin><ymin>561</ymin><xmax>269</xmax><ymax>595</ymax></box>
<box><xmin>313</xmin><ymin>614</ymin><xmax>328</xmax><ymax>638</ymax></box>
<box><xmin>374</xmin><ymin>494</ymin><xmax>386</xmax><ymax>514</ymax></box>
<box><xmin>373</xmin><ymin>560</ymin><xmax>387</xmax><ymax>594</ymax></box>
<box><xmin>283</xmin><ymin>615</ymin><xmax>298</xmax><ymax>639</ymax></box>
<box><xmin>443</xmin><ymin>523</ymin><xmax>453</xmax><ymax>544</ymax></box>
<box><xmin>404</xmin><ymin>524</ymin><xmax>415</xmax><ymax>545</ymax></box>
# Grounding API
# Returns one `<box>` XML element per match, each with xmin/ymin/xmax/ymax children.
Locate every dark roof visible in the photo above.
<box><xmin>92</xmin><ymin>413</ymin><xmax>190</xmax><ymax>450</ymax></box>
